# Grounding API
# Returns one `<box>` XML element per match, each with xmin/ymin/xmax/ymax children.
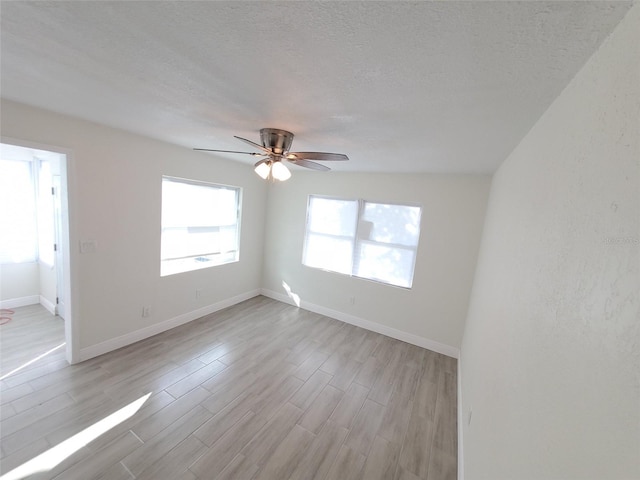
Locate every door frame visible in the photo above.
<box><xmin>1</xmin><ymin>136</ymin><xmax>78</xmax><ymax>364</ymax></box>
<box><xmin>52</xmin><ymin>174</ymin><xmax>65</xmax><ymax>319</ymax></box>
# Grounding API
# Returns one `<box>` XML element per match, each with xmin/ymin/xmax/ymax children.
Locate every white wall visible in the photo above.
<box><xmin>263</xmin><ymin>172</ymin><xmax>491</xmax><ymax>354</ymax></box>
<box><xmin>0</xmin><ymin>260</ymin><xmax>57</xmax><ymax>313</ymax></box>
<box><xmin>0</xmin><ymin>262</ymin><xmax>39</xmax><ymax>306</ymax></box>
<box><xmin>1</xmin><ymin>99</ymin><xmax>268</xmax><ymax>358</ymax></box>
<box><xmin>460</xmin><ymin>4</ymin><xmax>640</xmax><ymax>479</ymax></box>
<box><xmin>39</xmin><ymin>262</ymin><xmax>56</xmax><ymax>313</ymax></box>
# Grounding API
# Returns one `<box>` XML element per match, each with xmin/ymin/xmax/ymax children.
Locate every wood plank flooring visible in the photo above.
<box><xmin>0</xmin><ymin>296</ymin><xmax>457</xmax><ymax>479</ymax></box>
<box><xmin>0</xmin><ymin>304</ymin><xmax>65</xmax><ymax>379</ymax></box>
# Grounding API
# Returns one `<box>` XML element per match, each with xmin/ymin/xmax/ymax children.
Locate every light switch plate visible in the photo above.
<box><xmin>80</xmin><ymin>238</ymin><xmax>97</xmax><ymax>254</ymax></box>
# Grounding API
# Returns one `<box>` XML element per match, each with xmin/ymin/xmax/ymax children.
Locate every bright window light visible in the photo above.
<box><xmin>282</xmin><ymin>281</ymin><xmax>301</xmax><ymax>307</ymax></box>
<box><xmin>0</xmin><ymin>159</ymin><xmax>37</xmax><ymax>263</ymax></box>
<box><xmin>161</xmin><ymin>176</ymin><xmax>241</xmax><ymax>276</ymax></box>
<box><xmin>302</xmin><ymin>195</ymin><xmax>422</xmax><ymax>288</ymax></box>
<box><xmin>0</xmin><ymin>343</ymin><xmax>65</xmax><ymax>381</ymax></box>
<box><xmin>1</xmin><ymin>393</ymin><xmax>151</xmax><ymax>480</ymax></box>
<box><xmin>303</xmin><ymin>196</ymin><xmax>358</xmax><ymax>275</ymax></box>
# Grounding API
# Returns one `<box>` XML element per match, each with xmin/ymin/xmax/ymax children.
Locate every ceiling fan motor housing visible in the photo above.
<box><xmin>260</xmin><ymin>128</ymin><xmax>294</xmax><ymax>155</ymax></box>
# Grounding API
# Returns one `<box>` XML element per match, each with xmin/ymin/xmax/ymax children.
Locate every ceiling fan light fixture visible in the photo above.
<box><xmin>254</xmin><ymin>161</ymin><xmax>271</xmax><ymax>180</ymax></box>
<box><xmin>271</xmin><ymin>161</ymin><xmax>291</xmax><ymax>181</ymax></box>
<box><xmin>197</xmin><ymin>127</ymin><xmax>348</xmax><ymax>181</ymax></box>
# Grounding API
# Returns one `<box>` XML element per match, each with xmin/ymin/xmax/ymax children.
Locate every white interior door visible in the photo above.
<box><xmin>53</xmin><ymin>175</ymin><xmax>65</xmax><ymax>319</ymax></box>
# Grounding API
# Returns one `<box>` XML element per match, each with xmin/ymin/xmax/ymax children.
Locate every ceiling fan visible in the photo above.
<box><xmin>195</xmin><ymin>128</ymin><xmax>349</xmax><ymax>181</ymax></box>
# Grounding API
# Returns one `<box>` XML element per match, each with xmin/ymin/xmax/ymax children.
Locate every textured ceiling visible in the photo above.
<box><xmin>0</xmin><ymin>1</ymin><xmax>632</xmax><ymax>173</ymax></box>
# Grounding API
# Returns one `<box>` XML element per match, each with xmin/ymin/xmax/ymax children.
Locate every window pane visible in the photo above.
<box><xmin>161</xmin><ymin>177</ymin><xmax>240</xmax><ymax>276</ymax></box>
<box><xmin>303</xmin><ymin>233</ymin><xmax>353</xmax><ymax>275</ymax></box>
<box><xmin>161</xmin><ymin>227</ymin><xmax>222</xmax><ymax>260</ymax></box>
<box><xmin>355</xmin><ymin>242</ymin><xmax>416</xmax><ymax>288</ymax></box>
<box><xmin>307</xmin><ymin>196</ymin><xmax>358</xmax><ymax>236</ymax></box>
<box><xmin>302</xmin><ymin>195</ymin><xmax>421</xmax><ymax>288</ymax></box>
<box><xmin>0</xmin><ymin>159</ymin><xmax>37</xmax><ymax>263</ymax></box>
<box><xmin>360</xmin><ymin>202</ymin><xmax>421</xmax><ymax>246</ymax></box>
<box><xmin>162</xmin><ymin>180</ymin><xmax>238</xmax><ymax>228</ymax></box>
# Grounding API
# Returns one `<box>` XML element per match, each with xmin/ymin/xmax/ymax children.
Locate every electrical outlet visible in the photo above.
<box><xmin>468</xmin><ymin>408</ymin><xmax>473</xmax><ymax>426</ymax></box>
<box><xmin>142</xmin><ymin>306</ymin><xmax>151</xmax><ymax>318</ymax></box>
<box><xmin>196</xmin><ymin>289</ymin><xmax>202</xmax><ymax>299</ymax></box>
<box><xmin>349</xmin><ymin>296</ymin><xmax>356</xmax><ymax>305</ymax></box>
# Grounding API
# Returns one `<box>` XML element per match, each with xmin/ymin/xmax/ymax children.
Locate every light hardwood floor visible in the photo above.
<box><xmin>0</xmin><ymin>304</ymin><xmax>65</xmax><ymax>379</ymax></box>
<box><xmin>0</xmin><ymin>296</ymin><xmax>457</xmax><ymax>479</ymax></box>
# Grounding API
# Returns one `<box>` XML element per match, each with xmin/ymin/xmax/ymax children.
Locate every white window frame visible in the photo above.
<box><xmin>161</xmin><ymin>176</ymin><xmax>242</xmax><ymax>277</ymax></box>
<box><xmin>302</xmin><ymin>194</ymin><xmax>422</xmax><ymax>289</ymax></box>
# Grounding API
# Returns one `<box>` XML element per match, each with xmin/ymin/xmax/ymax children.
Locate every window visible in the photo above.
<box><xmin>302</xmin><ymin>195</ymin><xmax>422</xmax><ymax>288</ymax></box>
<box><xmin>161</xmin><ymin>176</ymin><xmax>241</xmax><ymax>276</ymax></box>
<box><xmin>0</xmin><ymin>159</ymin><xmax>37</xmax><ymax>264</ymax></box>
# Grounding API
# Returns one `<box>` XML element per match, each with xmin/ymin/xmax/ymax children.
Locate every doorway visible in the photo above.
<box><xmin>0</xmin><ymin>141</ymin><xmax>74</xmax><ymax>367</ymax></box>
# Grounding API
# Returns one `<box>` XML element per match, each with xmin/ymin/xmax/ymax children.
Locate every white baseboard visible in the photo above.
<box><xmin>261</xmin><ymin>288</ymin><xmax>460</xmax><ymax>359</ymax></box>
<box><xmin>0</xmin><ymin>295</ymin><xmax>39</xmax><ymax>310</ymax></box>
<box><xmin>458</xmin><ymin>355</ymin><xmax>464</xmax><ymax>479</ymax></box>
<box><xmin>40</xmin><ymin>295</ymin><xmax>56</xmax><ymax>315</ymax></box>
<box><xmin>79</xmin><ymin>289</ymin><xmax>261</xmax><ymax>362</ymax></box>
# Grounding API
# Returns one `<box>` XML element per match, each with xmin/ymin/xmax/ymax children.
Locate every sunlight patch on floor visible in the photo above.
<box><xmin>0</xmin><ymin>393</ymin><xmax>151</xmax><ymax>480</ymax></box>
<box><xmin>0</xmin><ymin>342</ymin><xmax>66</xmax><ymax>381</ymax></box>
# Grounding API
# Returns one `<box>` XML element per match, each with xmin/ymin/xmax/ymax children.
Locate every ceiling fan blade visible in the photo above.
<box><xmin>234</xmin><ymin>136</ymin><xmax>272</xmax><ymax>154</ymax></box>
<box><xmin>194</xmin><ymin>148</ymin><xmax>264</xmax><ymax>156</ymax></box>
<box><xmin>286</xmin><ymin>152</ymin><xmax>349</xmax><ymax>162</ymax></box>
<box><xmin>287</xmin><ymin>158</ymin><xmax>331</xmax><ymax>171</ymax></box>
